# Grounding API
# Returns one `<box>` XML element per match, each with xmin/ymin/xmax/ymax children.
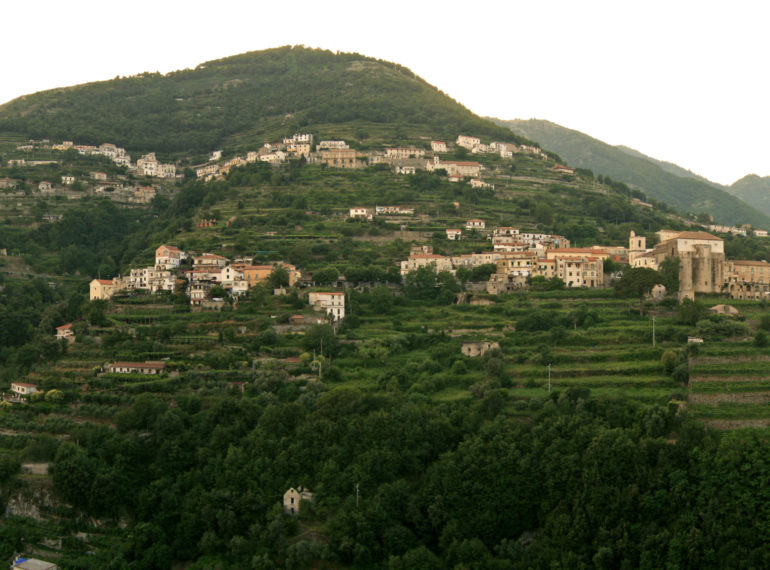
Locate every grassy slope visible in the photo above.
<box><xmin>493</xmin><ymin>118</ymin><xmax>770</xmax><ymax>228</ymax></box>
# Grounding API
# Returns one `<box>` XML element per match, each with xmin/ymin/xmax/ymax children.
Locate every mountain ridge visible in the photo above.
<box><xmin>493</xmin><ymin>118</ymin><xmax>770</xmax><ymax>228</ymax></box>
<box><xmin>0</xmin><ymin>46</ymin><xmax>526</xmax><ymax>158</ymax></box>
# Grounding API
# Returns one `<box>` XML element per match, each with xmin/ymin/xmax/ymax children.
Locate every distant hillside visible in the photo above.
<box><xmin>494</xmin><ymin>118</ymin><xmax>770</xmax><ymax>228</ymax></box>
<box><xmin>0</xmin><ymin>46</ymin><xmax>524</xmax><ymax>156</ymax></box>
<box><xmin>615</xmin><ymin>145</ymin><xmax>723</xmax><ymax>187</ymax></box>
<box><xmin>726</xmin><ymin>175</ymin><xmax>770</xmax><ymax>218</ymax></box>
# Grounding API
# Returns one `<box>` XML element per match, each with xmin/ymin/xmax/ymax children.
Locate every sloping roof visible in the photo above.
<box><xmin>671</xmin><ymin>231</ymin><xmax>722</xmax><ymax>241</ymax></box>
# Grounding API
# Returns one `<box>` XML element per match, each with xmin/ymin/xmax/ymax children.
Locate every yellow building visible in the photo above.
<box><xmin>90</xmin><ymin>278</ymin><xmax>117</xmax><ymax>301</ymax></box>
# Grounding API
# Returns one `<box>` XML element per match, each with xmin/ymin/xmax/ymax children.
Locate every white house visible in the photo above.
<box><xmin>470</xmin><ymin>178</ymin><xmax>492</xmax><ymax>189</ymax></box>
<box><xmin>466</xmin><ymin>219</ymin><xmax>486</xmax><ymax>230</ymax></box>
<box><xmin>431</xmin><ymin>140</ymin><xmax>448</xmax><ymax>153</ymax></box>
<box><xmin>106</xmin><ymin>361</ymin><xmax>166</xmax><ymax>374</ymax></box>
<box><xmin>446</xmin><ymin>229</ymin><xmax>463</xmax><ymax>240</ymax></box>
<box><xmin>137</xmin><ymin>153</ymin><xmax>176</xmax><ymax>178</ymax></box>
<box><xmin>55</xmin><ymin>323</ymin><xmax>75</xmax><ymax>342</ymax></box>
<box><xmin>308</xmin><ymin>292</ymin><xmax>346</xmax><ymax>321</ymax></box>
<box><xmin>385</xmin><ymin>147</ymin><xmax>425</xmax><ymax>160</ymax></box>
<box><xmin>349</xmin><ymin>207</ymin><xmax>373</xmax><ymax>220</ymax></box>
<box><xmin>456</xmin><ymin>135</ymin><xmax>480</xmax><ymax>150</ymax></box>
<box><xmin>155</xmin><ymin>244</ymin><xmax>185</xmax><ymax>270</ymax></box>
<box><xmin>11</xmin><ymin>382</ymin><xmax>38</xmax><ymax>396</ymax></box>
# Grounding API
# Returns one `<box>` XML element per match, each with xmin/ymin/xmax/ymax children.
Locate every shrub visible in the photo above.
<box><xmin>661</xmin><ymin>350</ymin><xmax>679</xmax><ymax>375</ymax></box>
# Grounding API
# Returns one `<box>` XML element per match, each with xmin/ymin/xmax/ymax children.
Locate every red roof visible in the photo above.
<box><xmin>445</xmin><ymin>161</ymin><xmax>481</xmax><ymax>167</ymax></box>
<box><xmin>95</xmin><ymin>279</ymin><xmax>113</xmax><ymax>285</ymax></box>
<box><xmin>56</xmin><ymin>323</ymin><xmax>73</xmax><ymax>330</ymax></box>
<box><xmin>12</xmin><ymin>382</ymin><xmax>38</xmax><ymax>388</ymax></box>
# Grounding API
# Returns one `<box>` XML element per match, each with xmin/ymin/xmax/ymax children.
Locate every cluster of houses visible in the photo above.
<box><xmin>399</xmin><ymin>223</ymin><xmax>603</xmax><ymax>291</ymax></box>
<box><xmin>399</xmin><ymin>218</ymin><xmax>770</xmax><ymax>300</ymax></box>
<box><xmin>707</xmin><ymin>223</ymin><xmax>768</xmax><ymax>238</ymax></box>
<box><xmin>193</xmin><ymin>133</ymin><xmax>531</xmax><ymax>187</ymax></box>
<box><xmin>37</xmin><ymin>175</ymin><xmax>158</xmax><ymax>204</ymax></box>
<box><xmin>90</xmin><ymin>245</ymin><xmax>347</xmax><ymax>321</ymax></box>
<box><xmin>349</xmin><ymin>205</ymin><xmax>415</xmax><ymax>220</ymax></box>
<box><xmin>23</xmin><ymin>139</ymin><xmax>177</xmax><ymax>179</ymax></box>
<box><xmin>5</xmin><ymin>139</ymin><xmax>178</xmax><ymax>204</ymax></box>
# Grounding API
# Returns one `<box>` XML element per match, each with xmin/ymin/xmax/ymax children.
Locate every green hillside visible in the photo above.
<box><xmin>0</xmin><ymin>46</ymin><xmax>524</xmax><ymax>157</ymax></box>
<box><xmin>6</xmin><ymin>48</ymin><xmax>770</xmax><ymax>569</ymax></box>
<box><xmin>726</xmin><ymin>174</ymin><xmax>770</xmax><ymax>218</ymax></box>
<box><xmin>495</xmin><ymin>118</ymin><xmax>770</xmax><ymax>228</ymax></box>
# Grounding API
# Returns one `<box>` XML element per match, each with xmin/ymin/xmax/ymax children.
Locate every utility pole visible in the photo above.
<box><xmin>355</xmin><ymin>483</ymin><xmax>360</xmax><ymax>508</ymax></box>
<box><xmin>652</xmin><ymin>315</ymin><xmax>656</xmax><ymax>348</ymax></box>
<box><xmin>547</xmin><ymin>363</ymin><xmax>552</xmax><ymax>392</ymax></box>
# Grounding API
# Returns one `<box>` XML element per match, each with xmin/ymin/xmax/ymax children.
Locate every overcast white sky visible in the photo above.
<box><xmin>3</xmin><ymin>0</ymin><xmax>768</xmax><ymax>185</ymax></box>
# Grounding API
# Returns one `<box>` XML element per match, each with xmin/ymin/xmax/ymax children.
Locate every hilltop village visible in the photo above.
<box><xmin>6</xmin><ymin>131</ymin><xmax>770</xmax><ymax>306</ymax></box>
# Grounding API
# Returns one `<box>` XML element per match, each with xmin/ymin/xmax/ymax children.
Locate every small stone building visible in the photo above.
<box><xmin>283</xmin><ymin>486</ymin><xmax>314</xmax><ymax>516</ymax></box>
<box><xmin>709</xmin><ymin>304</ymin><xmax>740</xmax><ymax>317</ymax></box>
<box><xmin>461</xmin><ymin>341</ymin><xmax>500</xmax><ymax>357</ymax></box>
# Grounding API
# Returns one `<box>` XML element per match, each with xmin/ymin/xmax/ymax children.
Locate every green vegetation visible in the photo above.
<box><xmin>726</xmin><ymin>174</ymin><xmax>770</xmax><ymax>217</ymax></box>
<box><xmin>498</xmin><ymin>118</ymin><xmax>770</xmax><ymax>228</ymax></box>
<box><xmin>0</xmin><ymin>46</ymin><xmax>525</xmax><ymax>157</ymax></box>
<box><xmin>4</xmin><ymin>47</ymin><xmax>770</xmax><ymax>568</ymax></box>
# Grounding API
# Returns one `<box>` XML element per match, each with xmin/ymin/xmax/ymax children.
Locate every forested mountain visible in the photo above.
<box><xmin>495</xmin><ymin>118</ymin><xmax>770</xmax><ymax>228</ymax></box>
<box><xmin>0</xmin><ymin>46</ymin><xmax>524</xmax><ymax>156</ymax></box>
<box><xmin>725</xmin><ymin>174</ymin><xmax>770</xmax><ymax>218</ymax></box>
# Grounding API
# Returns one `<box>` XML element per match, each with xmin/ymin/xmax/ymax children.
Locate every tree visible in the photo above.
<box><xmin>677</xmin><ymin>298</ymin><xmax>708</xmax><ymax>326</ymax></box>
<box><xmin>535</xmin><ymin>202</ymin><xmax>554</xmax><ymax>225</ymax></box>
<box><xmin>268</xmin><ymin>266</ymin><xmax>290</xmax><ymax>289</ymax></box>
<box><xmin>313</xmin><ymin>266</ymin><xmax>339</xmax><ymax>286</ymax></box>
<box><xmin>302</xmin><ymin>324</ymin><xmax>339</xmax><ymax>357</ymax></box>
<box><xmin>455</xmin><ymin>266</ymin><xmax>471</xmax><ymax>285</ymax></box>
<box><xmin>370</xmin><ymin>286</ymin><xmax>394</xmax><ymax>314</ymax></box>
<box><xmin>613</xmin><ymin>267</ymin><xmax>661</xmax><ymax>315</ymax></box>
<box><xmin>658</xmin><ymin>256</ymin><xmax>680</xmax><ymax>292</ymax></box>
